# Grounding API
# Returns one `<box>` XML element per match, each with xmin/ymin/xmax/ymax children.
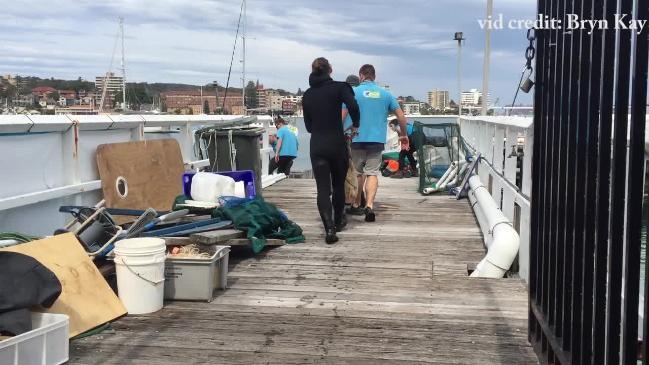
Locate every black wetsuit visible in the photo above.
<box><xmin>302</xmin><ymin>73</ymin><xmax>360</xmax><ymax>229</ymax></box>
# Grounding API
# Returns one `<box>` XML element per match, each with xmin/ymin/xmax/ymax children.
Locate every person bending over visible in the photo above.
<box><xmin>269</xmin><ymin>116</ymin><xmax>298</xmax><ymax>175</ymax></box>
<box><xmin>302</xmin><ymin>57</ymin><xmax>360</xmax><ymax>244</ymax></box>
<box><xmin>389</xmin><ymin>119</ymin><xmax>418</xmax><ymax>178</ymax></box>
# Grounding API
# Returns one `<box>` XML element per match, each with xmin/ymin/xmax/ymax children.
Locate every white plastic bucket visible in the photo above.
<box><xmin>114</xmin><ymin>238</ymin><xmax>167</xmax><ymax>314</ymax></box>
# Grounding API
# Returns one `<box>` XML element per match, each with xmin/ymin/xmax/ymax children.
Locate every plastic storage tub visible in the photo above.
<box><xmin>0</xmin><ymin>313</ymin><xmax>69</xmax><ymax>365</ymax></box>
<box><xmin>183</xmin><ymin>171</ymin><xmax>256</xmax><ymax>199</ymax></box>
<box><xmin>164</xmin><ymin>245</ymin><xmax>230</xmax><ymax>302</ymax></box>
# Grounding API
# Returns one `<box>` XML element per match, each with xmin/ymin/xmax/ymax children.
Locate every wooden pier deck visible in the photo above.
<box><xmin>71</xmin><ymin>178</ymin><xmax>537</xmax><ymax>364</ymax></box>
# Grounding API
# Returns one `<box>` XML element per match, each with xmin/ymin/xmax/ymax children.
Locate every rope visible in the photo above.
<box><xmin>228</xmin><ymin>129</ymin><xmax>236</xmax><ymax>170</ymax></box>
<box><xmin>222</xmin><ymin>0</ymin><xmax>245</xmax><ymax>111</ymax></box>
<box><xmin>169</xmin><ymin>244</ymin><xmax>211</xmax><ymax>259</ymax></box>
<box><xmin>0</xmin><ymin>232</ymin><xmax>40</xmax><ymax>243</ymax></box>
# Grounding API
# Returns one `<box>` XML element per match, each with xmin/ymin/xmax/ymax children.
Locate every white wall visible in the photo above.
<box><xmin>0</xmin><ymin>114</ymin><xmax>272</xmax><ymax>236</ymax></box>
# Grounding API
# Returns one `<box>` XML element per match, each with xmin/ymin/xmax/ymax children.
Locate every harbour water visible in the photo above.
<box><xmin>284</xmin><ymin>115</ymin><xmax>459</xmax><ymax>173</ymax></box>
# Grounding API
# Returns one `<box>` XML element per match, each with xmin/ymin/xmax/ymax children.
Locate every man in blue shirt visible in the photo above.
<box><xmin>269</xmin><ymin>116</ymin><xmax>298</xmax><ymax>175</ymax></box>
<box><xmin>343</xmin><ymin>64</ymin><xmax>409</xmax><ymax>222</ymax></box>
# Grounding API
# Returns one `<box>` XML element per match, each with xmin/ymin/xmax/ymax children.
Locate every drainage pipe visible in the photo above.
<box><xmin>468</xmin><ymin>175</ymin><xmax>519</xmax><ymax>278</ymax></box>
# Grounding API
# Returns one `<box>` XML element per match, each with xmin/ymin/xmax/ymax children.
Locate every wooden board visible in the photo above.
<box><xmin>191</xmin><ymin>229</ymin><xmax>245</xmax><ymax>244</ymax></box>
<box><xmin>228</xmin><ymin>238</ymin><xmax>285</xmax><ymax>247</ymax></box>
<box><xmin>1</xmin><ymin>233</ymin><xmax>127</xmax><ymax>337</ymax></box>
<box><xmin>96</xmin><ymin>139</ymin><xmax>184</xmax><ymax>212</ymax></box>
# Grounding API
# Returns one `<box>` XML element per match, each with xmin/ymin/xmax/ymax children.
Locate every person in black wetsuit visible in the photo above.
<box><xmin>302</xmin><ymin>57</ymin><xmax>360</xmax><ymax>244</ymax></box>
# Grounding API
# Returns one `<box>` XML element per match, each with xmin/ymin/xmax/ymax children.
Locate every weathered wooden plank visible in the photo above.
<box><xmin>228</xmin><ymin>238</ymin><xmax>286</xmax><ymax>247</ymax></box>
<box><xmin>191</xmin><ymin>229</ymin><xmax>245</xmax><ymax>244</ymax></box>
<box><xmin>70</xmin><ymin>177</ymin><xmax>536</xmax><ymax>364</ymax></box>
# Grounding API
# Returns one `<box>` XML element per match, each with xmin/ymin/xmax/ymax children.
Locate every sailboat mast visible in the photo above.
<box><xmin>242</xmin><ymin>0</ymin><xmax>246</xmax><ymax>114</ymax></box>
<box><xmin>120</xmin><ymin>17</ymin><xmax>126</xmax><ymax>111</ymax></box>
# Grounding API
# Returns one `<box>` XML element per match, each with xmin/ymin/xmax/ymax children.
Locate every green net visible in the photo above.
<box><xmin>413</xmin><ymin>121</ymin><xmax>468</xmax><ymax>194</ymax></box>
<box><xmin>211</xmin><ymin>197</ymin><xmax>305</xmax><ymax>253</ymax></box>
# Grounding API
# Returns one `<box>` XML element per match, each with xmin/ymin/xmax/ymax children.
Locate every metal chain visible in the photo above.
<box><xmin>509</xmin><ymin>29</ymin><xmax>537</xmax><ymax>115</ymax></box>
<box><xmin>525</xmin><ymin>29</ymin><xmax>536</xmax><ymax>72</ymax></box>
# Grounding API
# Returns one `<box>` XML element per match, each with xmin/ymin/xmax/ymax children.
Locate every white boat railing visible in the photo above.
<box><xmin>460</xmin><ymin>116</ymin><xmax>534</xmax><ymax>282</ymax></box>
<box><xmin>0</xmin><ymin>114</ymin><xmax>278</xmax><ymax>236</ymax></box>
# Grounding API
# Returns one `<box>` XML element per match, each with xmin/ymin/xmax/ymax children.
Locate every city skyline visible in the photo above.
<box><xmin>0</xmin><ymin>0</ymin><xmax>536</xmax><ymax>105</ymax></box>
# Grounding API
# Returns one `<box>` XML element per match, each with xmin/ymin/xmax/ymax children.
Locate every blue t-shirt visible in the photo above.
<box><xmin>406</xmin><ymin>122</ymin><xmax>414</xmax><ymax>136</ymax></box>
<box><xmin>352</xmin><ymin>81</ymin><xmax>400</xmax><ymax>144</ymax></box>
<box><xmin>342</xmin><ymin>103</ymin><xmax>353</xmax><ymax>132</ymax></box>
<box><xmin>276</xmin><ymin>125</ymin><xmax>298</xmax><ymax>157</ymax></box>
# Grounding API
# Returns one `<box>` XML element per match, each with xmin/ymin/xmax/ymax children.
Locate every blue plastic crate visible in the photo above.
<box><xmin>183</xmin><ymin>170</ymin><xmax>256</xmax><ymax>199</ymax></box>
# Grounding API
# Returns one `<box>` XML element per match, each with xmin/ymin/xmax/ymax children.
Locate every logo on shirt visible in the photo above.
<box><xmin>363</xmin><ymin>90</ymin><xmax>381</xmax><ymax>99</ymax></box>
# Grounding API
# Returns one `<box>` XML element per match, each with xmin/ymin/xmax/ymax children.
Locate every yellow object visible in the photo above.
<box><xmin>1</xmin><ymin>233</ymin><xmax>127</xmax><ymax>337</ymax></box>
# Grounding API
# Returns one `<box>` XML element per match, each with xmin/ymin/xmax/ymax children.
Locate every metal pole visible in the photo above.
<box><xmin>458</xmin><ymin>42</ymin><xmax>462</xmax><ymax>116</ymax></box>
<box><xmin>481</xmin><ymin>0</ymin><xmax>493</xmax><ymax>116</ymax></box>
<box><xmin>454</xmin><ymin>33</ymin><xmax>464</xmax><ymax>116</ymax></box>
<box><xmin>242</xmin><ymin>0</ymin><xmax>246</xmax><ymax>115</ymax></box>
<box><xmin>120</xmin><ymin>17</ymin><xmax>126</xmax><ymax>111</ymax></box>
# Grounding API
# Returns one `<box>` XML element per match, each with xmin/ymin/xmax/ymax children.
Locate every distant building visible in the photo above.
<box><xmin>283</xmin><ymin>95</ymin><xmax>302</xmax><ymax>103</ymax></box>
<box><xmin>402</xmin><ymin>102</ymin><xmax>421</xmax><ymax>115</ymax></box>
<box><xmin>2</xmin><ymin>74</ymin><xmax>17</xmax><ymax>86</ymax></box>
<box><xmin>427</xmin><ymin>90</ymin><xmax>450</xmax><ymax>110</ymax></box>
<box><xmin>461</xmin><ymin>89</ymin><xmax>490</xmax><ymax>107</ymax></box>
<box><xmin>282</xmin><ymin>99</ymin><xmax>297</xmax><ymax>114</ymax></box>
<box><xmin>162</xmin><ymin>90</ymin><xmax>244</xmax><ymax>114</ymax></box>
<box><xmin>257</xmin><ymin>87</ymin><xmax>279</xmax><ymax>110</ymax></box>
<box><xmin>95</xmin><ymin>72</ymin><xmax>124</xmax><ymax>108</ymax></box>
<box><xmin>31</xmin><ymin>86</ymin><xmax>57</xmax><ymax>99</ymax></box>
<box><xmin>55</xmin><ymin>105</ymin><xmax>98</xmax><ymax>115</ymax></box>
<box><xmin>14</xmin><ymin>94</ymin><xmax>35</xmax><ymax>107</ymax></box>
<box><xmin>270</xmin><ymin>94</ymin><xmax>284</xmax><ymax>111</ymax></box>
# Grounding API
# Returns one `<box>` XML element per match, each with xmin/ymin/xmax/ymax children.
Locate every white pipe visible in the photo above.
<box><xmin>443</xmin><ymin>162</ymin><xmax>467</xmax><ymax>189</ymax></box>
<box><xmin>468</xmin><ymin>189</ymin><xmax>492</xmax><ymax>248</ymax></box>
<box><xmin>468</xmin><ymin>175</ymin><xmax>520</xmax><ymax>278</ymax></box>
<box><xmin>437</xmin><ymin>162</ymin><xmax>456</xmax><ymax>186</ymax></box>
<box><xmin>438</xmin><ymin>167</ymin><xmax>458</xmax><ymax>190</ymax></box>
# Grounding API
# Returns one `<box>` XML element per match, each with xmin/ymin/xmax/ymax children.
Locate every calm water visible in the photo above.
<box><xmin>284</xmin><ymin>115</ymin><xmax>458</xmax><ymax>172</ymax></box>
<box><xmin>285</xmin><ymin>116</ymin><xmax>311</xmax><ymax>172</ymax></box>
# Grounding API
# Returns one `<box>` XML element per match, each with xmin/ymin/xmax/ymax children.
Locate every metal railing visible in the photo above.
<box><xmin>529</xmin><ymin>0</ymin><xmax>648</xmax><ymax>363</ymax></box>
<box><xmin>460</xmin><ymin>116</ymin><xmax>534</xmax><ymax>280</ymax></box>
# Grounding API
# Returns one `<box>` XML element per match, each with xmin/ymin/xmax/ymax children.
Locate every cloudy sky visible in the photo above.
<box><xmin>1</xmin><ymin>0</ymin><xmax>536</xmax><ymax>104</ymax></box>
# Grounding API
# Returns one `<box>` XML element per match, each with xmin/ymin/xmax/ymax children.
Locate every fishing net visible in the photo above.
<box><xmin>212</xmin><ymin>197</ymin><xmax>305</xmax><ymax>253</ymax></box>
<box><xmin>413</xmin><ymin>121</ymin><xmax>468</xmax><ymax>194</ymax></box>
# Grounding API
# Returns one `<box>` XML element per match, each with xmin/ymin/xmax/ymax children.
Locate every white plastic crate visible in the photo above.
<box><xmin>0</xmin><ymin>312</ymin><xmax>69</xmax><ymax>365</ymax></box>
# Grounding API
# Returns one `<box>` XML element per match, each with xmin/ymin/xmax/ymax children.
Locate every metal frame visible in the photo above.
<box><xmin>529</xmin><ymin>0</ymin><xmax>648</xmax><ymax>363</ymax></box>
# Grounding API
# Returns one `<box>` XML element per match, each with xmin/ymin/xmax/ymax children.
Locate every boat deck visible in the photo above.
<box><xmin>71</xmin><ymin>178</ymin><xmax>537</xmax><ymax>364</ymax></box>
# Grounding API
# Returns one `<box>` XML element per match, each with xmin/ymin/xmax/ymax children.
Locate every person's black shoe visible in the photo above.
<box><xmin>346</xmin><ymin>205</ymin><xmax>365</xmax><ymax>216</ymax></box>
<box><xmin>364</xmin><ymin>207</ymin><xmax>376</xmax><ymax>222</ymax></box>
<box><xmin>335</xmin><ymin>215</ymin><xmax>347</xmax><ymax>232</ymax></box>
<box><xmin>325</xmin><ymin>228</ymin><xmax>339</xmax><ymax>244</ymax></box>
